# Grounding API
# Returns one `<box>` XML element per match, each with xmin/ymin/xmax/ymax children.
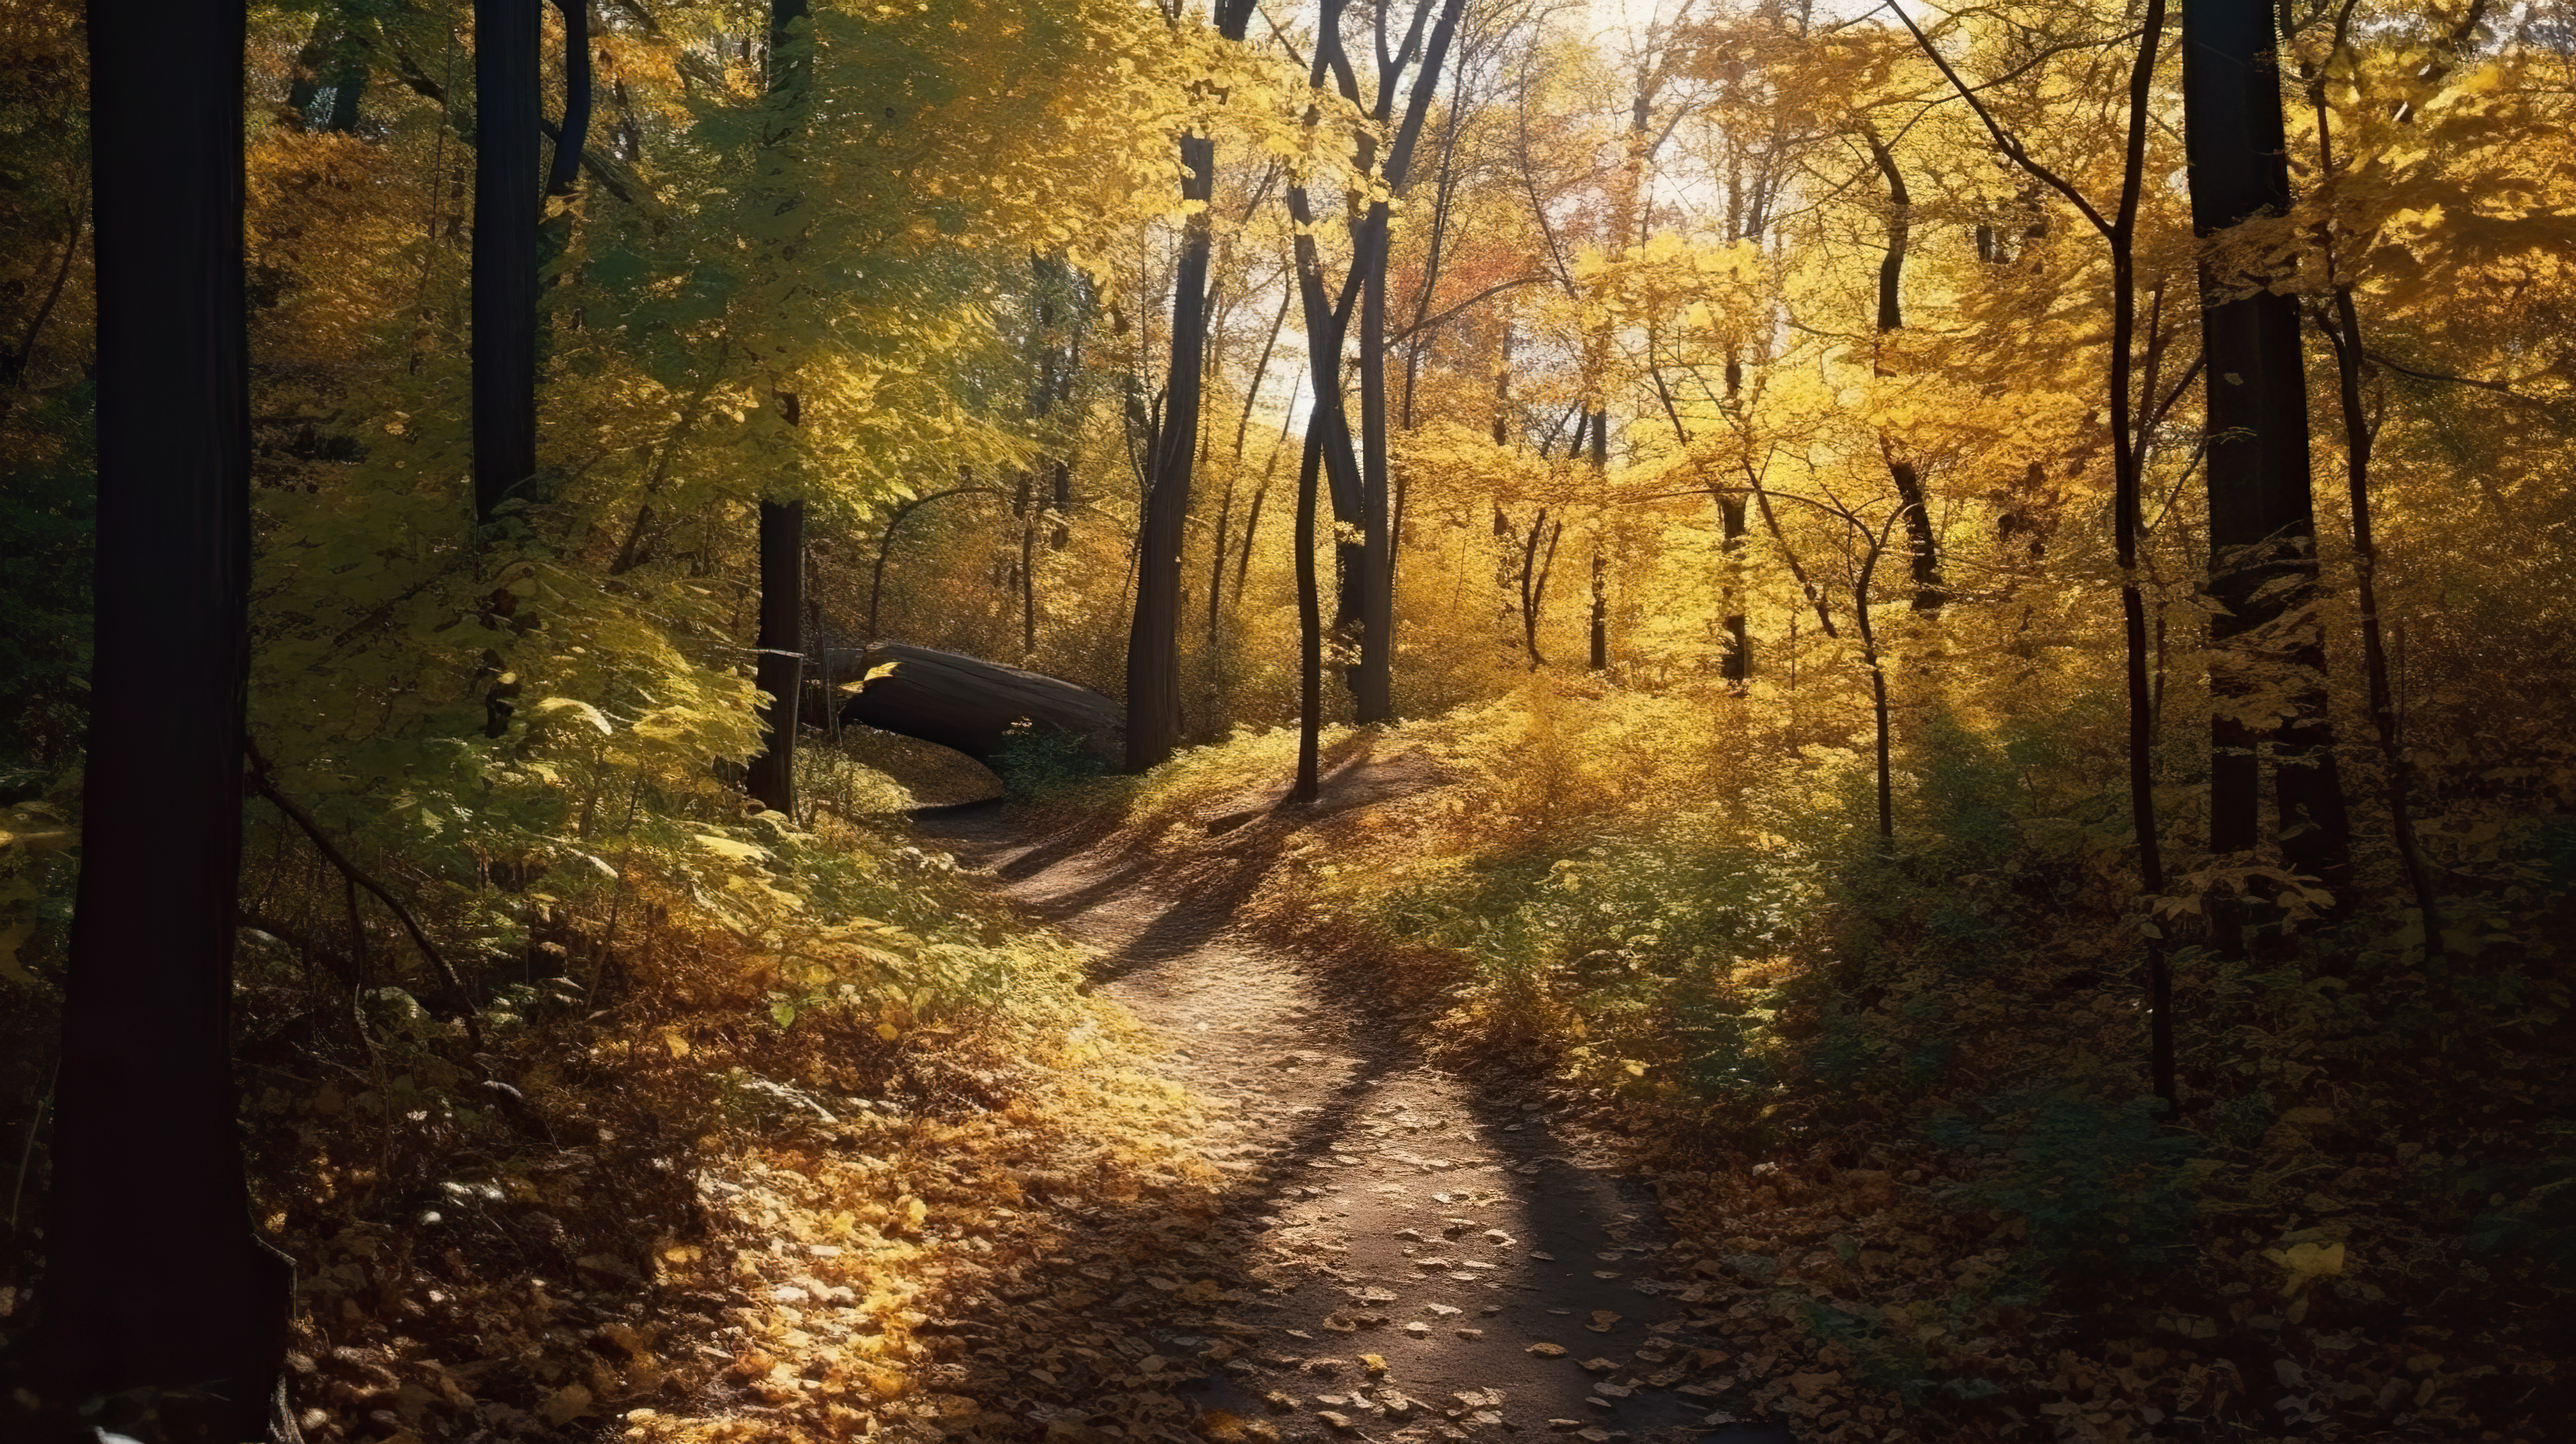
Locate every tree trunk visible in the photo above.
<box><xmin>1586</xmin><ymin>406</ymin><xmax>1609</xmax><ymax>670</ymax></box>
<box><xmin>1863</xmin><ymin>126</ymin><xmax>1946</xmax><ymax>612</ymax></box>
<box><xmin>744</xmin><ymin>0</ymin><xmax>809</xmax><ymax>815</ymax></box>
<box><xmin>747</xmin><ymin>497</ymin><xmax>803</xmax><ymax>815</ymax></box>
<box><xmin>2183</xmin><ymin>0</ymin><xmax>2351</xmax><ymax>929</ymax></box>
<box><xmin>1125</xmin><ymin>0</ymin><xmax>1255</xmax><ymax>772</ymax></box>
<box><xmin>1897</xmin><ymin>0</ymin><xmax>2174</xmax><ymax>1106</ymax></box>
<box><xmin>546</xmin><ymin>0</ymin><xmax>589</xmax><ymax>198</ymax></box>
<box><xmin>37</xmin><ymin>0</ymin><xmax>293</xmax><ymax>1431</ymax></box>
<box><xmin>2299</xmin><ymin>61</ymin><xmax>2445</xmax><ymax>964</ymax></box>
<box><xmin>833</xmin><ymin>644</ymin><xmax>1122</xmax><ymax>768</ymax></box>
<box><xmin>1715</xmin><ymin>491</ymin><xmax>1750</xmax><ymax>681</ymax></box>
<box><xmin>1295</xmin><ymin>0</ymin><xmax>1468</xmax><ymax>725</ymax></box>
<box><xmin>1855</xmin><ymin>540</ymin><xmax>1894</xmax><ymax>852</ymax></box>
<box><xmin>1589</xmin><ymin>546</ymin><xmax>1608</xmax><ymax>671</ymax></box>
<box><xmin>1294</xmin><ymin>423</ymin><xmax>1326</xmax><ymax>804</ymax></box>
<box><xmin>472</xmin><ymin>0</ymin><xmax>540</xmax><ymax>523</ymax></box>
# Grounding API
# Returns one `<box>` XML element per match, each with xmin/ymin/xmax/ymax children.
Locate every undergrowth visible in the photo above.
<box><xmin>1064</xmin><ymin>670</ymin><xmax>2575</xmax><ymax>1442</ymax></box>
<box><xmin>0</xmin><ymin>738</ymin><xmax>1173</xmax><ymax>1443</ymax></box>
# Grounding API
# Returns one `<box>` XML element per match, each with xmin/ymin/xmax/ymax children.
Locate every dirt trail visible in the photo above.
<box><xmin>914</xmin><ymin>800</ymin><xmax>1788</xmax><ymax>1444</ymax></box>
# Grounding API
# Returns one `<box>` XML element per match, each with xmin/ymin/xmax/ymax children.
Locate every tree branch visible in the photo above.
<box><xmin>245</xmin><ymin>740</ymin><xmax>487</xmax><ymax>1055</ymax></box>
<box><xmin>1882</xmin><ymin>0</ymin><xmax>2117</xmax><ymax>241</ymax></box>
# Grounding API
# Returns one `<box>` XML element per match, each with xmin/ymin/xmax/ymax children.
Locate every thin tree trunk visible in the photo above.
<box><xmin>2300</xmin><ymin>56</ymin><xmax>2445</xmax><ymax>964</ymax></box>
<box><xmin>1236</xmin><ymin>370</ymin><xmax>1300</xmax><ymax>612</ymax></box>
<box><xmin>1589</xmin><ymin>545</ymin><xmax>1608</xmax><ymax>670</ymax></box>
<box><xmin>546</xmin><ymin>0</ymin><xmax>589</xmax><ymax>197</ymax></box>
<box><xmin>1897</xmin><ymin>0</ymin><xmax>2173</xmax><ymax>1105</ymax></box>
<box><xmin>37</xmin><ymin>0</ymin><xmax>293</xmax><ymax>1430</ymax></box>
<box><xmin>1854</xmin><ymin>537</ymin><xmax>1893</xmax><ymax>851</ymax></box>
<box><xmin>1862</xmin><ymin>126</ymin><xmax>1946</xmax><ymax>612</ymax></box>
<box><xmin>865</xmin><ymin>484</ymin><xmax>998</xmax><ymax>639</ymax></box>
<box><xmin>1586</xmin><ymin>406</ymin><xmax>1609</xmax><ymax>670</ymax></box>
<box><xmin>1207</xmin><ymin>286</ymin><xmax>1293</xmax><ymax>662</ymax></box>
<box><xmin>1519</xmin><ymin>508</ymin><xmax>1560</xmax><ymax>669</ymax></box>
<box><xmin>1293</xmin><ymin>423</ymin><xmax>1326</xmax><ymax>803</ymax></box>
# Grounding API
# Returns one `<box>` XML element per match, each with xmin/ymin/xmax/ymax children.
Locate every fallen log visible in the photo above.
<box><xmin>816</xmin><ymin>644</ymin><xmax>1122</xmax><ymax>769</ymax></box>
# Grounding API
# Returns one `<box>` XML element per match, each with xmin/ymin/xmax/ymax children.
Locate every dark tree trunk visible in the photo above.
<box><xmin>1586</xmin><ymin>408</ymin><xmax>1608</xmax><ymax>671</ymax></box>
<box><xmin>1894</xmin><ymin>0</ymin><xmax>2174</xmax><ymax>1108</ymax></box>
<box><xmin>2298</xmin><ymin>55</ymin><xmax>2445</xmax><ymax>963</ymax></box>
<box><xmin>1285</xmin><ymin>0</ymin><xmax>1466</xmax><ymax>724</ymax></box>
<box><xmin>1855</xmin><ymin>540</ymin><xmax>1894</xmax><ymax>852</ymax></box>
<box><xmin>1123</xmin><ymin>129</ymin><xmax>1215</xmax><ymax>771</ymax></box>
<box><xmin>1589</xmin><ymin>547</ymin><xmax>1608</xmax><ymax>670</ymax></box>
<box><xmin>1126</xmin><ymin>0</ymin><xmax>1255</xmax><ymax>772</ymax></box>
<box><xmin>1863</xmin><ymin>127</ymin><xmax>1946</xmax><ymax>612</ymax></box>
<box><xmin>2182</xmin><ymin>0</ymin><xmax>2352</xmax><ymax>929</ymax></box>
<box><xmin>747</xmin><ymin>497</ymin><xmax>803</xmax><ymax>815</ymax></box>
<box><xmin>1715</xmin><ymin>490</ymin><xmax>1750</xmax><ymax>681</ymax></box>
<box><xmin>1352</xmin><ymin>0</ymin><xmax>1468</xmax><ymax>723</ymax></box>
<box><xmin>473</xmin><ymin>0</ymin><xmax>540</xmax><ymax>523</ymax></box>
<box><xmin>832</xmin><ymin>645</ymin><xmax>1123</xmax><ymax>767</ymax></box>
<box><xmin>1294</xmin><ymin>423</ymin><xmax>1326</xmax><ymax>804</ymax></box>
<box><xmin>35</xmin><ymin>0</ymin><xmax>294</xmax><ymax>1432</ymax></box>
<box><xmin>546</xmin><ymin>0</ymin><xmax>589</xmax><ymax>198</ymax></box>
<box><xmin>1516</xmin><ymin>508</ymin><xmax>1560</xmax><ymax>669</ymax></box>
<box><xmin>744</xmin><ymin>0</ymin><xmax>809</xmax><ymax>815</ymax></box>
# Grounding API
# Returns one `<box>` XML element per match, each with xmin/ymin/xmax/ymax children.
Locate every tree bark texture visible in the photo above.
<box><xmin>37</xmin><ymin>0</ymin><xmax>293</xmax><ymax>1431</ymax></box>
<box><xmin>1716</xmin><ymin>491</ymin><xmax>1750</xmax><ymax>681</ymax></box>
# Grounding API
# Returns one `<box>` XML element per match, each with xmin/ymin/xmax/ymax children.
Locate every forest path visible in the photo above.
<box><xmin>911</xmin><ymin>799</ymin><xmax>1786</xmax><ymax>1444</ymax></box>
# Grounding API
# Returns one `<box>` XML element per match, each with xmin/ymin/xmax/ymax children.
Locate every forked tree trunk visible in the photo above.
<box><xmin>1291</xmin><ymin>0</ymin><xmax>1468</xmax><ymax>725</ymax></box>
<box><xmin>37</xmin><ymin>0</ymin><xmax>294</xmax><ymax>1432</ymax></box>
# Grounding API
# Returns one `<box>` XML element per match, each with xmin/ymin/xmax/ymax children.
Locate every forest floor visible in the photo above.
<box><xmin>602</xmin><ymin>743</ymin><xmax>1812</xmax><ymax>1444</ymax></box>
<box><xmin>897</xmin><ymin>769</ymin><xmax>1793</xmax><ymax>1444</ymax></box>
<box><xmin>185</xmin><ymin>733</ymin><xmax>2562</xmax><ymax>1444</ymax></box>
